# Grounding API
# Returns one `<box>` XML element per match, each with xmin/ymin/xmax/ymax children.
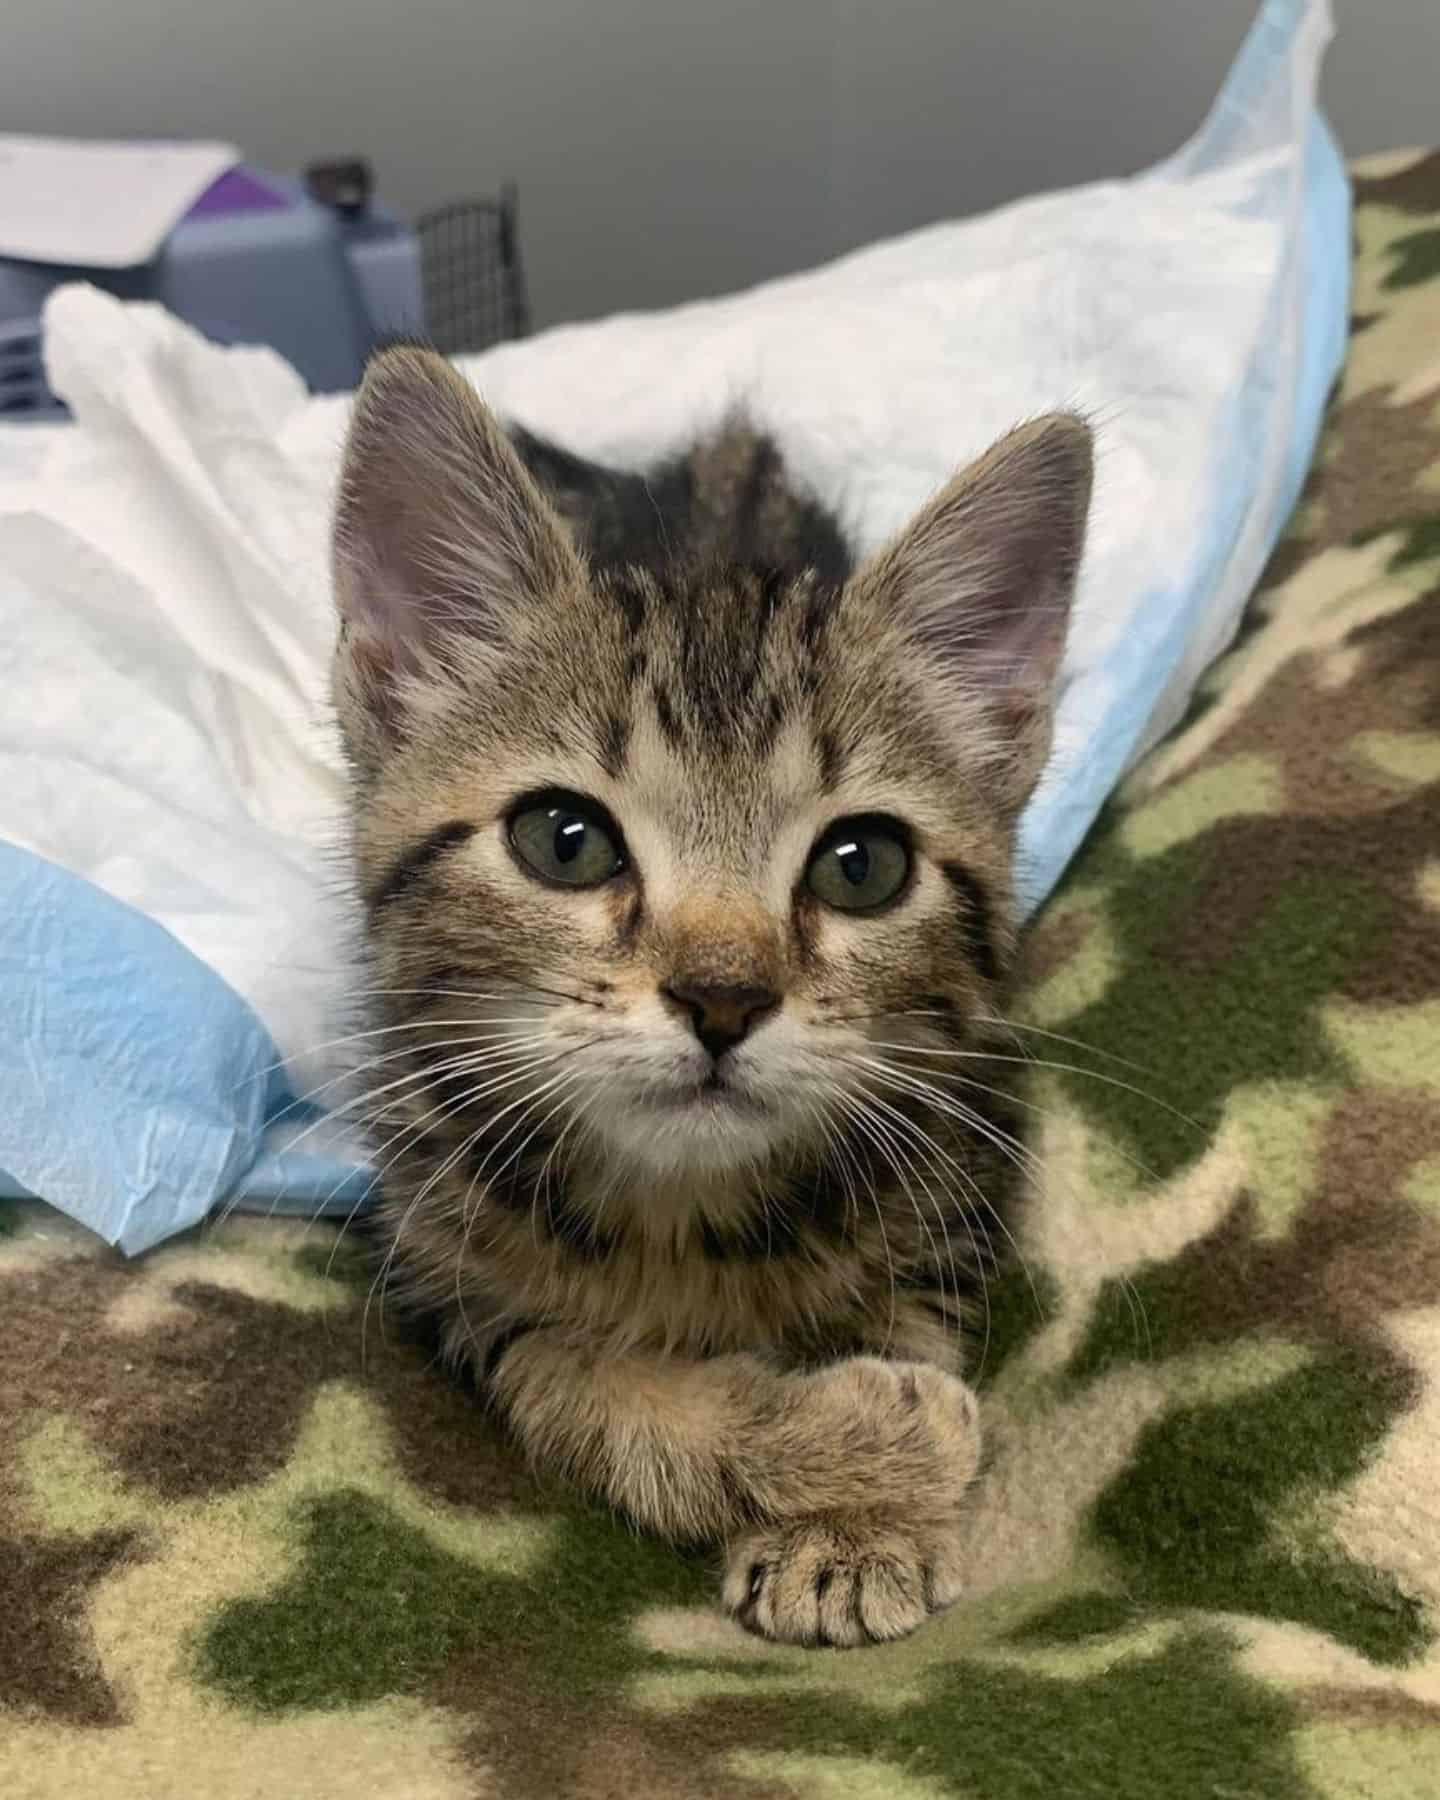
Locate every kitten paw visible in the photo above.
<box><xmin>723</xmin><ymin>1513</ymin><xmax>963</xmax><ymax>1648</ymax></box>
<box><xmin>796</xmin><ymin>1356</ymin><xmax>982</xmax><ymax>1504</ymax></box>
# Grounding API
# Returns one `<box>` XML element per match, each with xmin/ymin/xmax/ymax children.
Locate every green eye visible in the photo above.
<box><xmin>509</xmin><ymin>793</ymin><xmax>626</xmax><ymax>888</ymax></box>
<box><xmin>806</xmin><ymin>816</ymin><xmax>911</xmax><ymax>914</ymax></box>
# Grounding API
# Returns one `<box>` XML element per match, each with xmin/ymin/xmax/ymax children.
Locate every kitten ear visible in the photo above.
<box><xmin>864</xmin><ymin>412</ymin><xmax>1093</xmax><ymax>815</ymax></box>
<box><xmin>332</xmin><ymin>345</ymin><xmax>582</xmax><ymax>753</ymax></box>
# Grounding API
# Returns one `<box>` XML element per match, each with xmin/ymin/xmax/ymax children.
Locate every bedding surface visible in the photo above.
<box><xmin>3</xmin><ymin>148</ymin><xmax>1439</xmax><ymax>1799</ymax></box>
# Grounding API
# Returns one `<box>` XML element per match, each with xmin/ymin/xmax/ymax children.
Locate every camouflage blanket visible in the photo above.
<box><xmin>5</xmin><ymin>150</ymin><xmax>1440</xmax><ymax>1798</ymax></box>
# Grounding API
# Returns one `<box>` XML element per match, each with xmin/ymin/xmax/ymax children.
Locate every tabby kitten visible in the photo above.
<box><xmin>332</xmin><ymin>346</ymin><xmax>1092</xmax><ymax>1648</ymax></box>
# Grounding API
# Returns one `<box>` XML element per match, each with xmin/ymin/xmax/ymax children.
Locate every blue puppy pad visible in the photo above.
<box><xmin>0</xmin><ymin>842</ymin><xmax>279</xmax><ymax>1254</ymax></box>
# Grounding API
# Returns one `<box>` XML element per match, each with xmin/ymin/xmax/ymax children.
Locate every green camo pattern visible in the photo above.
<box><xmin>6</xmin><ymin>151</ymin><xmax>1440</xmax><ymax>1799</ymax></box>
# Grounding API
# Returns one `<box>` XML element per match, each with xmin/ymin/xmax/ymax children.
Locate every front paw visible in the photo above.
<box><xmin>723</xmin><ymin>1513</ymin><xmax>962</xmax><ymax>1647</ymax></box>
<box><xmin>793</xmin><ymin>1356</ymin><xmax>983</xmax><ymax>1509</ymax></box>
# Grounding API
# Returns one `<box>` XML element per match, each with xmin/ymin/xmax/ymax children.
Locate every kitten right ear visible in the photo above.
<box><xmin>858</xmin><ymin>412</ymin><xmax>1093</xmax><ymax>818</ymax></box>
<box><xmin>332</xmin><ymin>346</ymin><xmax>581</xmax><ymax>755</ymax></box>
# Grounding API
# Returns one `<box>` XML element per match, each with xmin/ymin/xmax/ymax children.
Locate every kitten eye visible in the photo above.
<box><xmin>805</xmin><ymin>816</ymin><xmax>911</xmax><ymax>914</ymax></box>
<box><xmin>509</xmin><ymin>792</ymin><xmax>626</xmax><ymax>888</ymax></box>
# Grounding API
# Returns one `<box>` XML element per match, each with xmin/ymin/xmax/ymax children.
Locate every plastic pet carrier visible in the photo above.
<box><xmin>0</xmin><ymin>156</ymin><xmax>530</xmax><ymax>420</ymax></box>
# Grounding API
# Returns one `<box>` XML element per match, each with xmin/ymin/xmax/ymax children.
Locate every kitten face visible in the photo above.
<box><xmin>359</xmin><ymin>593</ymin><xmax>1008</xmax><ymax>1185</ymax></box>
<box><xmin>333</xmin><ymin>349</ymin><xmax>1091</xmax><ymax>1218</ymax></box>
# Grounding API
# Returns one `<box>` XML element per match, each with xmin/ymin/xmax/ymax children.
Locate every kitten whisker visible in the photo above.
<box><xmin>347</xmin><ymin>979</ymin><xmax>606</xmax><ymax>1011</ymax></box>
<box><xmin>987</xmin><ymin>1013</ymin><xmax>1163</xmax><ymax>1080</ymax></box>
<box><xmin>828</xmin><ymin>1094</ymin><xmax>915</xmax><ymax>1358</ymax></box>
<box><xmin>453</xmin><ymin>1069</ymin><xmax>592</xmax><ymax>1344</ymax></box>
<box><xmin>263</xmin><ymin>1028</ymin><xmax>557</xmax><ymax>1129</ymax></box>
<box><xmin>205</xmin><ymin>1046</ymin><xmax>518</xmax><ymax>1238</ymax></box>
<box><xmin>344</xmin><ymin>1054</ymin><xmax>565</xmax><ymax>1224</ymax></box>
<box><xmin>536</xmin><ymin>1080</ymin><xmax>601</xmax><ymax>1216</ymax></box>
<box><xmin>862</xmin><ymin>1042</ymin><xmax>1202</xmax><ymax>1135</ymax></box>
<box><xmin>854</xmin><ymin>1055</ymin><xmax>1154</xmax><ymax>1366</ymax></box>
<box><xmin>842</xmin><ymin>1057</ymin><xmax>1043</xmax><ymax>1349</ymax></box>
<box><xmin>250</xmin><ymin>1051</ymin><xmax>565</xmax><ymax>1306</ymax></box>
<box><xmin>835</xmin><ymin>1081</ymin><xmax>987</xmax><ymax>1366</ymax></box>
<box><xmin>806</xmin><ymin>1105</ymin><xmax>867</xmax><ymax>1248</ymax></box>
<box><xmin>361</xmin><ymin>1054</ymin><xmax>580</xmax><ymax>1357</ymax></box>
<box><xmin>344</xmin><ymin>1049</ymin><xmax>566</xmax><ymax>1198</ymax></box>
<box><xmin>860</xmin><ymin>1046</ymin><xmax>1174</xmax><ymax>1193</ymax></box>
<box><xmin>236</xmin><ymin>1014</ymin><xmax>564</xmax><ymax>1093</ymax></box>
<box><xmin>267</xmin><ymin>1038</ymin><xmax>557</xmax><ymax>1169</ymax></box>
<box><xmin>353</xmin><ymin>1038</ymin><xmax>561</xmax><ymax>1122</ymax></box>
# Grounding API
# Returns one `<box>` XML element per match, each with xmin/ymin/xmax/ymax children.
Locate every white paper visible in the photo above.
<box><xmin>0</xmin><ymin>135</ymin><xmax>240</xmax><ymax>269</ymax></box>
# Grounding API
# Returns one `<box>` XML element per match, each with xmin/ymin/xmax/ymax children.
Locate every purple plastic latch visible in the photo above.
<box><xmin>185</xmin><ymin>167</ymin><xmax>290</xmax><ymax>219</ymax></box>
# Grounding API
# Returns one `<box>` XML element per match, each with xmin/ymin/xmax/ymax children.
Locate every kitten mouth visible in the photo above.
<box><xmin>652</xmin><ymin>1071</ymin><xmax>765</xmax><ymax>1115</ymax></box>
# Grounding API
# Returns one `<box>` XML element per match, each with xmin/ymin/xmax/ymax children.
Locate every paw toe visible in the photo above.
<box><xmin>723</xmin><ymin>1516</ymin><xmax>955</xmax><ymax>1648</ymax></box>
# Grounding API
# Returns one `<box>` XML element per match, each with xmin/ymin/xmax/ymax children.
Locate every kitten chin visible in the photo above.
<box><xmin>589</xmin><ymin>1088</ymin><xmax>786</xmax><ymax>1182</ymax></box>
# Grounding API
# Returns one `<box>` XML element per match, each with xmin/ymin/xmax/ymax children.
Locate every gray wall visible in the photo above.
<box><xmin>2</xmin><ymin>0</ymin><xmax>1436</xmax><ymax>329</ymax></box>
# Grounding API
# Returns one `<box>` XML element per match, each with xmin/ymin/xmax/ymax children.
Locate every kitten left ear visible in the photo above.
<box><xmin>331</xmin><ymin>345</ymin><xmax>582</xmax><ymax>758</ymax></box>
<box><xmin>861</xmin><ymin>412</ymin><xmax>1093</xmax><ymax>814</ymax></box>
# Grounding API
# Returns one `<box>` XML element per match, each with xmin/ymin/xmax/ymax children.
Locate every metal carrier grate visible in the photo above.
<box><xmin>0</xmin><ymin>317</ymin><xmax>60</xmax><ymax>420</ymax></box>
<box><xmin>417</xmin><ymin>182</ymin><xmax>531</xmax><ymax>356</ymax></box>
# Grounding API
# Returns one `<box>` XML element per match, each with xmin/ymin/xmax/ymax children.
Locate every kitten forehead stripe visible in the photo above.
<box><xmin>734</xmin><ymin>435</ymin><xmax>781</xmax><ymax>552</ymax></box>
<box><xmin>597</xmin><ymin>710</ymin><xmax>630</xmax><ymax>777</ymax></box>
<box><xmin>367</xmin><ymin>820</ymin><xmax>476</xmax><ymax>912</ymax></box>
<box><xmin>815</xmin><ymin>727</ymin><xmax>845</xmax><ymax>792</ymax></box>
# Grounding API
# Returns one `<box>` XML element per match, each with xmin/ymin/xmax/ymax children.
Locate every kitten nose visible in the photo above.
<box><xmin>662</xmin><ymin>980</ymin><xmax>779</xmax><ymax>1060</ymax></box>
